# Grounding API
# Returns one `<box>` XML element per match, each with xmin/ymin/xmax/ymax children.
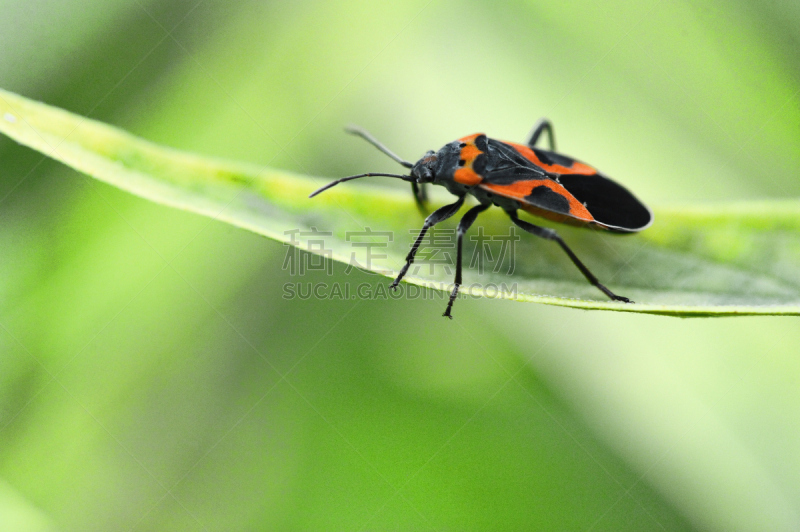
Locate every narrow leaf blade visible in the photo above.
<box><xmin>1</xmin><ymin>88</ymin><xmax>799</xmax><ymax>316</ymax></box>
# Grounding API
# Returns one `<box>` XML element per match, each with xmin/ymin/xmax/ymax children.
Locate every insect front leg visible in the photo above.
<box><xmin>526</xmin><ymin>118</ymin><xmax>556</xmax><ymax>151</ymax></box>
<box><xmin>391</xmin><ymin>195</ymin><xmax>466</xmax><ymax>290</ymax></box>
<box><xmin>507</xmin><ymin>211</ymin><xmax>632</xmax><ymax>303</ymax></box>
<box><xmin>411</xmin><ymin>182</ymin><xmax>428</xmax><ymax>213</ymax></box>
<box><xmin>443</xmin><ymin>203</ymin><xmax>490</xmax><ymax>319</ymax></box>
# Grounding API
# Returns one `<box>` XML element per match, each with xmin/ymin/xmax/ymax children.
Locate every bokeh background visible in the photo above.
<box><xmin>1</xmin><ymin>1</ymin><xmax>799</xmax><ymax>530</ymax></box>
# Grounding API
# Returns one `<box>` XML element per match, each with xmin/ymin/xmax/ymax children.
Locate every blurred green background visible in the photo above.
<box><xmin>1</xmin><ymin>0</ymin><xmax>799</xmax><ymax>530</ymax></box>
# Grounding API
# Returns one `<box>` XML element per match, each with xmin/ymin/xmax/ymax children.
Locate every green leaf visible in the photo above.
<box><xmin>1</xmin><ymin>87</ymin><xmax>799</xmax><ymax>316</ymax></box>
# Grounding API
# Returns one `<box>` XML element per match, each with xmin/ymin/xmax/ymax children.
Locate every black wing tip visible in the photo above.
<box><xmin>595</xmin><ymin>208</ymin><xmax>654</xmax><ymax>232</ymax></box>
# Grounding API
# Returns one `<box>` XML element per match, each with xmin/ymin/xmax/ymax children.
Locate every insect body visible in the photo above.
<box><xmin>310</xmin><ymin>119</ymin><xmax>653</xmax><ymax>318</ymax></box>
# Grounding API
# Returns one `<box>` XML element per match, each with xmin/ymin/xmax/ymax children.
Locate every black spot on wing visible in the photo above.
<box><xmin>489</xmin><ymin>140</ymin><xmax>537</xmax><ymax>167</ymax></box>
<box><xmin>480</xmin><ymin>139</ymin><xmax>547</xmax><ymax>184</ymax></box>
<box><xmin>532</xmin><ymin>148</ymin><xmax>553</xmax><ymax>166</ymax></box>
<box><xmin>524</xmin><ymin>185</ymin><xmax>571</xmax><ymax>214</ymax></box>
<box><xmin>479</xmin><ymin>165</ymin><xmax>545</xmax><ymax>184</ymax></box>
<box><xmin>474</xmin><ymin>134</ymin><xmax>489</xmax><ymax>152</ymax></box>
<box><xmin>472</xmin><ymin>154</ymin><xmax>487</xmax><ymax>175</ymax></box>
<box><xmin>558</xmin><ymin>173</ymin><xmax>652</xmax><ymax>231</ymax></box>
<box><xmin>533</xmin><ymin>148</ymin><xmax>579</xmax><ymax>168</ymax></box>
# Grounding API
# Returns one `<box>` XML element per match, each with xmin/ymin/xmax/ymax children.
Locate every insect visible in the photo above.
<box><xmin>309</xmin><ymin>119</ymin><xmax>653</xmax><ymax>318</ymax></box>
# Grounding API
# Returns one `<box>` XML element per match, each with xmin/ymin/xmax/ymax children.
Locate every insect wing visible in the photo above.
<box><xmin>485</xmin><ymin>142</ymin><xmax>653</xmax><ymax>232</ymax></box>
<box><xmin>480</xmin><ymin>177</ymin><xmax>595</xmax><ymax>225</ymax></box>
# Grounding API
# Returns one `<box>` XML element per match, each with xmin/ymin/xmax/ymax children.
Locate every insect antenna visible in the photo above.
<box><xmin>309</xmin><ymin>173</ymin><xmax>414</xmax><ymax>198</ymax></box>
<box><xmin>345</xmin><ymin>125</ymin><xmax>414</xmax><ymax>168</ymax></box>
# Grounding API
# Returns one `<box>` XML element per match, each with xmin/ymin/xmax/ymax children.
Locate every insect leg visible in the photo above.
<box><xmin>525</xmin><ymin>118</ymin><xmax>556</xmax><ymax>151</ymax></box>
<box><xmin>443</xmin><ymin>203</ymin><xmax>491</xmax><ymax>319</ymax></box>
<box><xmin>507</xmin><ymin>211</ymin><xmax>632</xmax><ymax>303</ymax></box>
<box><xmin>391</xmin><ymin>196</ymin><xmax>466</xmax><ymax>289</ymax></box>
<box><xmin>411</xmin><ymin>182</ymin><xmax>429</xmax><ymax>214</ymax></box>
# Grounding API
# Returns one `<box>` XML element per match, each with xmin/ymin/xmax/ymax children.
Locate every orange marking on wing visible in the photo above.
<box><xmin>566</xmin><ymin>196</ymin><xmax>593</xmax><ymax>220</ymax></box>
<box><xmin>482</xmin><ymin>180</ymin><xmax>547</xmax><ymax>200</ymax></box>
<box><xmin>452</xmin><ymin>133</ymin><xmax>486</xmax><ymax>185</ymax></box>
<box><xmin>454</xmin><ymin>167</ymin><xmax>482</xmax><ymax>185</ymax></box>
<box><xmin>460</xmin><ymin>144</ymin><xmax>482</xmax><ymax>162</ymax></box>
<box><xmin>459</xmin><ymin>133</ymin><xmax>482</xmax><ymax>143</ymax></box>
<box><xmin>505</xmin><ymin>141</ymin><xmax>596</xmax><ymax>175</ymax></box>
<box><xmin>482</xmin><ymin>180</ymin><xmax>594</xmax><ymax>222</ymax></box>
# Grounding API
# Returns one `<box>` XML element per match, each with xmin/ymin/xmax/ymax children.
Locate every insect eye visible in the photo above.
<box><xmin>458</xmin><ymin>159</ymin><xmax>466</xmax><ymax>166</ymax></box>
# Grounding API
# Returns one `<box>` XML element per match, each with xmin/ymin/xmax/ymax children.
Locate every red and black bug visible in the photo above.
<box><xmin>310</xmin><ymin>119</ymin><xmax>653</xmax><ymax>318</ymax></box>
